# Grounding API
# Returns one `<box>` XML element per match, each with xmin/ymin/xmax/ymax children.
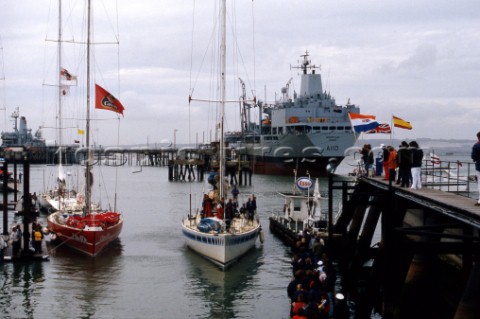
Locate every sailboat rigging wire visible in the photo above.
<box><xmin>188</xmin><ymin>6</ymin><xmax>219</xmax><ymax>101</ymax></box>
<box><xmin>251</xmin><ymin>0</ymin><xmax>256</xmax><ymax>96</ymax></box>
<box><xmin>114</xmin><ymin>117</ymin><xmax>121</xmax><ymax>212</ymax></box>
<box><xmin>189</xmin><ymin>0</ymin><xmax>196</xmax><ymax>97</ymax></box>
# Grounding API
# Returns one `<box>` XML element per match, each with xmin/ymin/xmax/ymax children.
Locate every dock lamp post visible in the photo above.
<box><xmin>326</xmin><ymin>158</ymin><xmax>338</xmax><ymax>245</ymax></box>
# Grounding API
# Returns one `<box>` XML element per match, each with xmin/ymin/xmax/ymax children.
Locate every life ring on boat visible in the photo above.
<box><xmin>288</xmin><ymin>116</ymin><xmax>299</xmax><ymax>123</ymax></box>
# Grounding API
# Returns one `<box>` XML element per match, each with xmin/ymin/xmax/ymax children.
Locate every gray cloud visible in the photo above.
<box><xmin>0</xmin><ymin>0</ymin><xmax>479</xmax><ymax>145</ymax></box>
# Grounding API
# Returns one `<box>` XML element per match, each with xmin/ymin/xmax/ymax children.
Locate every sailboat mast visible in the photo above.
<box><xmin>85</xmin><ymin>0</ymin><xmax>92</xmax><ymax>215</ymax></box>
<box><xmin>219</xmin><ymin>0</ymin><xmax>226</xmax><ymax>200</ymax></box>
<box><xmin>57</xmin><ymin>0</ymin><xmax>63</xmax><ymax>169</ymax></box>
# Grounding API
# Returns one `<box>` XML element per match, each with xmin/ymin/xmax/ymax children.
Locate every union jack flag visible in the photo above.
<box><xmin>365</xmin><ymin>123</ymin><xmax>391</xmax><ymax>134</ymax></box>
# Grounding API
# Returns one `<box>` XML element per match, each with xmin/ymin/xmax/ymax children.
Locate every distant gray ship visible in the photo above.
<box><xmin>1</xmin><ymin>108</ymin><xmax>78</xmax><ymax>164</ymax></box>
<box><xmin>230</xmin><ymin>51</ymin><xmax>360</xmax><ymax>176</ymax></box>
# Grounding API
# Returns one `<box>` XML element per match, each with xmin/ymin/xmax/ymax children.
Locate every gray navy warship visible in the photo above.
<box><xmin>230</xmin><ymin>51</ymin><xmax>360</xmax><ymax>176</ymax></box>
<box><xmin>1</xmin><ymin>108</ymin><xmax>78</xmax><ymax>164</ymax></box>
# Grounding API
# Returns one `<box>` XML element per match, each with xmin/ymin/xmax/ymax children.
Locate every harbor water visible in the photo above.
<box><xmin>2</xmin><ymin>154</ymin><xmax>473</xmax><ymax>318</ymax></box>
<box><xmin>1</xmin><ymin>165</ymin><xmax>314</xmax><ymax>319</ymax></box>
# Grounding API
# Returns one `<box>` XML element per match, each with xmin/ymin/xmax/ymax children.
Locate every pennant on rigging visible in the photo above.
<box><xmin>60</xmin><ymin>67</ymin><xmax>77</xmax><ymax>81</ymax></box>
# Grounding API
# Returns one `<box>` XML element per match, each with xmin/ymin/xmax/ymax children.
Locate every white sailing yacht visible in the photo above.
<box><xmin>181</xmin><ymin>0</ymin><xmax>263</xmax><ymax>269</ymax></box>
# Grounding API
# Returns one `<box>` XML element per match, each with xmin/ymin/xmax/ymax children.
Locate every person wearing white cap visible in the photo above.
<box><xmin>333</xmin><ymin>292</ymin><xmax>350</xmax><ymax>319</ymax></box>
<box><xmin>317</xmin><ymin>260</ymin><xmax>324</xmax><ymax>272</ymax></box>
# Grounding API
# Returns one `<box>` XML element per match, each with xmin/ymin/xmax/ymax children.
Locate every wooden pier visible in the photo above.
<box><xmin>1</xmin><ymin>148</ymin><xmax>49</xmax><ymax>263</ymax></box>
<box><xmin>83</xmin><ymin>143</ymin><xmax>254</xmax><ymax>185</ymax></box>
<box><xmin>327</xmin><ymin>174</ymin><xmax>480</xmax><ymax>319</ymax></box>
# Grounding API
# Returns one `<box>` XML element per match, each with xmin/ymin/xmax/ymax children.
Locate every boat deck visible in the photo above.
<box><xmin>183</xmin><ymin>214</ymin><xmax>260</xmax><ymax>234</ymax></box>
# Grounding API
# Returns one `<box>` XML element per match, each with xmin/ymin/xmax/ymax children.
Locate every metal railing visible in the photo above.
<box><xmin>421</xmin><ymin>158</ymin><xmax>476</xmax><ymax>198</ymax></box>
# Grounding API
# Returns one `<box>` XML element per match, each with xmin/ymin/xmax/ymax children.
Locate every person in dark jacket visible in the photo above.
<box><xmin>361</xmin><ymin>144</ymin><xmax>374</xmax><ymax>176</ymax></box>
<box><xmin>471</xmin><ymin>132</ymin><xmax>480</xmax><ymax>205</ymax></box>
<box><xmin>225</xmin><ymin>198</ymin><xmax>234</xmax><ymax>229</ymax></box>
<box><xmin>231</xmin><ymin>185</ymin><xmax>239</xmax><ymax>200</ymax></box>
<box><xmin>409</xmin><ymin>141</ymin><xmax>424</xmax><ymax>189</ymax></box>
<box><xmin>397</xmin><ymin>141</ymin><xmax>412</xmax><ymax>187</ymax></box>
<box><xmin>381</xmin><ymin>144</ymin><xmax>390</xmax><ymax>180</ymax></box>
<box><xmin>333</xmin><ymin>293</ymin><xmax>350</xmax><ymax>319</ymax></box>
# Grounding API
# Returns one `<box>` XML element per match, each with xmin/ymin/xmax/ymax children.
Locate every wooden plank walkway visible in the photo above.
<box><xmin>360</xmin><ymin>176</ymin><xmax>480</xmax><ymax>228</ymax></box>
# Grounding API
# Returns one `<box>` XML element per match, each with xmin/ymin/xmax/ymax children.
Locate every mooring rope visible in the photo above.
<box><xmin>47</xmin><ymin>228</ymin><xmax>84</xmax><ymax>252</ymax></box>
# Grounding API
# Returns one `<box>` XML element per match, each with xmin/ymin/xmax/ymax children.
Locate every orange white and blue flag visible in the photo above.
<box><xmin>348</xmin><ymin>113</ymin><xmax>379</xmax><ymax>133</ymax></box>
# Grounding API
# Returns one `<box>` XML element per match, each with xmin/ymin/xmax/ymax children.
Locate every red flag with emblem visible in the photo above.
<box><xmin>95</xmin><ymin>84</ymin><xmax>125</xmax><ymax>116</ymax></box>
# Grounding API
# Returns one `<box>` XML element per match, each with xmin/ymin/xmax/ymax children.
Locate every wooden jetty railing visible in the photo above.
<box><xmin>328</xmin><ymin>173</ymin><xmax>480</xmax><ymax>319</ymax></box>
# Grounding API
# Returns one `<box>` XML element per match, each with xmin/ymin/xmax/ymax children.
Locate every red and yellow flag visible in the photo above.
<box><xmin>95</xmin><ymin>84</ymin><xmax>125</xmax><ymax>116</ymax></box>
<box><xmin>392</xmin><ymin>115</ymin><xmax>412</xmax><ymax>130</ymax></box>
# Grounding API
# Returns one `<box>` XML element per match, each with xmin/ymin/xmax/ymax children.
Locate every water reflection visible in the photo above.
<box><xmin>0</xmin><ymin>261</ymin><xmax>45</xmax><ymax>318</ymax></box>
<box><xmin>183</xmin><ymin>246</ymin><xmax>263</xmax><ymax>319</ymax></box>
<box><xmin>38</xmin><ymin>239</ymin><xmax>123</xmax><ymax>318</ymax></box>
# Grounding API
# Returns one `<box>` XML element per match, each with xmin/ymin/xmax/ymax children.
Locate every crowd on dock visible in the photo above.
<box><xmin>0</xmin><ymin>221</ymin><xmax>46</xmax><ymax>260</ymax></box>
<box><xmin>360</xmin><ymin>141</ymin><xmax>424</xmax><ymax>189</ymax></box>
<box><xmin>287</xmin><ymin>230</ymin><xmax>349</xmax><ymax>319</ymax></box>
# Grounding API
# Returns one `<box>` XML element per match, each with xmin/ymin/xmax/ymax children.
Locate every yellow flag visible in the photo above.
<box><xmin>392</xmin><ymin>115</ymin><xmax>412</xmax><ymax>130</ymax></box>
<box><xmin>78</xmin><ymin>129</ymin><xmax>85</xmax><ymax>135</ymax></box>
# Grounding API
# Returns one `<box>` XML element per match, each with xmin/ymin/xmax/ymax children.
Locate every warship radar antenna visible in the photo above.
<box><xmin>291</xmin><ymin>51</ymin><xmax>320</xmax><ymax>75</ymax></box>
<box><xmin>10</xmin><ymin>106</ymin><xmax>19</xmax><ymax>131</ymax></box>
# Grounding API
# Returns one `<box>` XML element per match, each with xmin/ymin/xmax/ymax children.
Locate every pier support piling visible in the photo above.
<box><xmin>454</xmin><ymin>261</ymin><xmax>480</xmax><ymax>319</ymax></box>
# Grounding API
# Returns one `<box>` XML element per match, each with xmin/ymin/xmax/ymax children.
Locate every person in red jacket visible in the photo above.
<box><xmin>202</xmin><ymin>194</ymin><xmax>213</xmax><ymax>217</ymax></box>
<box><xmin>385</xmin><ymin>145</ymin><xmax>397</xmax><ymax>182</ymax></box>
<box><xmin>216</xmin><ymin>198</ymin><xmax>225</xmax><ymax>220</ymax></box>
<box><xmin>291</xmin><ymin>293</ymin><xmax>307</xmax><ymax>319</ymax></box>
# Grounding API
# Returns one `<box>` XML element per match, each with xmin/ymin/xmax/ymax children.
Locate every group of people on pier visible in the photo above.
<box><xmin>361</xmin><ymin>141</ymin><xmax>424</xmax><ymax>189</ymax></box>
<box><xmin>0</xmin><ymin>225</ymin><xmax>21</xmax><ymax>259</ymax></box>
<box><xmin>0</xmin><ymin>220</ymin><xmax>45</xmax><ymax>260</ymax></box>
<box><xmin>287</xmin><ymin>229</ymin><xmax>349</xmax><ymax>319</ymax></box>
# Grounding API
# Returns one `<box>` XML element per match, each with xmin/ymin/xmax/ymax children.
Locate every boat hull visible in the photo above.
<box><xmin>248</xmin><ymin>155</ymin><xmax>345</xmax><ymax>176</ymax></box>
<box><xmin>235</xmin><ymin>129</ymin><xmax>355</xmax><ymax>176</ymax></box>
<box><xmin>47</xmin><ymin>212</ymin><xmax>123</xmax><ymax>257</ymax></box>
<box><xmin>182</xmin><ymin>219</ymin><xmax>261</xmax><ymax>268</ymax></box>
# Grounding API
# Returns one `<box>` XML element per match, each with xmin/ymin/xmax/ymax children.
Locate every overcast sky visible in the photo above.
<box><xmin>1</xmin><ymin>0</ymin><xmax>479</xmax><ymax>147</ymax></box>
